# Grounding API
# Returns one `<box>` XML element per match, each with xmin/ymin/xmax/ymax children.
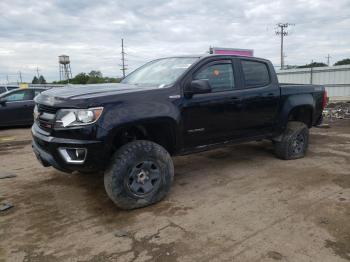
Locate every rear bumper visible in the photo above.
<box><xmin>31</xmin><ymin>124</ymin><xmax>109</xmax><ymax>173</ymax></box>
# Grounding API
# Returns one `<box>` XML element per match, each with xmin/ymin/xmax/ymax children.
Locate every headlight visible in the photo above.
<box><xmin>33</xmin><ymin>105</ymin><xmax>39</xmax><ymax>120</ymax></box>
<box><xmin>54</xmin><ymin>107</ymin><xmax>103</xmax><ymax>128</ymax></box>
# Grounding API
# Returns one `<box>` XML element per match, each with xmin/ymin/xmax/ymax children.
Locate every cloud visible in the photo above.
<box><xmin>0</xmin><ymin>0</ymin><xmax>349</xmax><ymax>82</ymax></box>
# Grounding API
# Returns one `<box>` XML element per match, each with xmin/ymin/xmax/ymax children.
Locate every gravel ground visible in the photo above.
<box><xmin>0</xmin><ymin>121</ymin><xmax>349</xmax><ymax>262</ymax></box>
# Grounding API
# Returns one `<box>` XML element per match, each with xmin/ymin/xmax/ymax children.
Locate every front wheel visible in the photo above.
<box><xmin>274</xmin><ymin>121</ymin><xmax>309</xmax><ymax>160</ymax></box>
<box><xmin>104</xmin><ymin>140</ymin><xmax>174</xmax><ymax>210</ymax></box>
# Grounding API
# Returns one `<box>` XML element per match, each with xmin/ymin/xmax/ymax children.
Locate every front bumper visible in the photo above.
<box><xmin>32</xmin><ymin>124</ymin><xmax>108</xmax><ymax>173</ymax></box>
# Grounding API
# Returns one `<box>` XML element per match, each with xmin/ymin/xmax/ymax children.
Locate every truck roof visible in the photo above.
<box><xmin>155</xmin><ymin>54</ymin><xmax>269</xmax><ymax>63</ymax></box>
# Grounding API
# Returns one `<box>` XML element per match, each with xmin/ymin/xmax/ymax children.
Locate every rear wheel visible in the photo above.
<box><xmin>274</xmin><ymin>121</ymin><xmax>309</xmax><ymax>160</ymax></box>
<box><xmin>104</xmin><ymin>140</ymin><xmax>174</xmax><ymax>209</ymax></box>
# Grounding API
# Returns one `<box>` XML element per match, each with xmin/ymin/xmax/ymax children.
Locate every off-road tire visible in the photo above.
<box><xmin>104</xmin><ymin>140</ymin><xmax>174</xmax><ymax>209</ymax></box>
<box><xmin>274</xmin><ymin>121</ymin><xmax>309</xmax><ymax>160</ymax></box>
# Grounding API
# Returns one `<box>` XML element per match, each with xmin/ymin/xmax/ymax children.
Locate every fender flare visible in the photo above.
<box><xmin>278</xmin><ymin>94</ymin><xmax>315</xmax><ymax>129</ymax></box>
<box><xmin>105</xmin><ymin>116</ymin><xmax>180</xmax><ymax>153</ymax></box>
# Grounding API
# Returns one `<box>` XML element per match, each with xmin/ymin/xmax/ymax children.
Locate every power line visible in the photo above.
<box><xmin>120</xmin><ymin>38</ymin><xmax>128</xmax><ymax>78</ymax></box>
<box><xmin>275</xmin><ymin>23</ymin><xmax>294</xmax><ymax>70</ymax></box>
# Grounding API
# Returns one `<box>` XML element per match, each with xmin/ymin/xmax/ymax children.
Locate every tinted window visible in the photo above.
<box><xmin>241</xmin><ymin>60</ymin><xmax>270</xmax><ymax>88</ymax></box>
<box><xmin>5</xmin><ymin>90</ymin><xmax>33</xmax><ymax>102</ymax></box>
<box><xmin>194</xmin><ymin>63</ymin><xmax>234</xmax><ymax>92</ymax></box>
<box><xmin>0</xmin><ymin>87</ymin><xmax>6</xmax><ymax>93</ymax></box>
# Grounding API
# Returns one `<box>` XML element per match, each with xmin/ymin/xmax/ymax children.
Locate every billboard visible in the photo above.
<box><xmin>19</xmin><ymin>83</ymin><xmax>29</xmax><ymax>89</ymax></box>
<box><xmin>210</xmin><ymin>47</ymin><xmax>254</xmax><ymax>57</ymax></box>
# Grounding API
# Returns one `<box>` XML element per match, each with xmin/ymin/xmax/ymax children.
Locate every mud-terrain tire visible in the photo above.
<box><xmin>104</xmin><ymin>140</ymin><xmax>174</xmax><ymax>209</ymax></box>
<box><xmin>274</xmin><ymin>121</ymin><xmax>309</xmax><ymax>160</ymax></box>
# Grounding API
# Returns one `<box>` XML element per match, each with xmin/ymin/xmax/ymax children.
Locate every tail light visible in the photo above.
<box><xmin>322</xmin><ymin>89</ymin><xmax>328</xmax><ymax>109</ymax></box>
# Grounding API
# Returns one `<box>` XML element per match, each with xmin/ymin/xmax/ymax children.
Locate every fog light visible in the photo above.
<box><xmin>58</xmin><ymin>148</ymin><xmax>87</xmax><ymax>164</ymax></box>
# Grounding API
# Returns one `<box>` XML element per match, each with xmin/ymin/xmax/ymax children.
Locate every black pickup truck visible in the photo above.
<box><xmin>32</xmin><ymin>55</ymin><xmax>327</xmax><ymax>209</ymax></box>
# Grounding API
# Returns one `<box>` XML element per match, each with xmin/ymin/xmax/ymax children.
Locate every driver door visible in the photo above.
<box><xmin>182</xmin><ymin>59</ymin><xmax>243</xmax><ymax>148</ymax></box>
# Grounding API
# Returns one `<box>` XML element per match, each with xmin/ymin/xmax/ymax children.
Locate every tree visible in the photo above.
<box><xmin>71</xmin><ymin>73</ymin><xmax>90</xmax><ymax>84</ymax></box>
<box><xmin>87</xmin><ymin>70</ymin><xmax>104</xmax><ymax>84</ymax></box>
<box><xmin>104</xmin><ymin>77</ymin><xmax>122</xmax><ymax>83</ymax></box>
<box><xmin>52</xmin><ymin>71</ymin><xmax>122</xmax><ymax>84</ymax></box>
<box><xmin>38</xmin><ymin>75</ymin><xmax>47</xmax><ymax>84</ymax></box>
<box><xmin>297</xmin><ymin>62</ymin><xmax>327</xmax><ymax>68</ymax></box>
<box><xmin>32</xmin><ymin>76</ymin><xmax>39</xmax><ymax>84</ymax></box>
<box><xmin>88</xmin><ymin>70</ymin><xmax>103</xmax><ymax>78</ymax></box>
<box><xmin>334</xmin><ymin>58</ymin><xmax>350</xmax><ymax>66</ymax></box>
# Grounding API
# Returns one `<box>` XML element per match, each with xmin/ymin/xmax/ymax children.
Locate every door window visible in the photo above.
<box><xmin>194</xmin><ymin>63</ymin><xmax>234</xmax><ymax>92</ymax></box>
<box><xmin>5</xmin><ymin>90</ymin><xmax>33</xmax><ymax>102</ymax></box>
<box><xmin>7</xmin><ymin>86</ymin><xmax>18</xmax><ymax>91</ymax></box>
<box><xmin>241</xmin><ymin>60</ymin><xmax>270</xmax><ymax>88</ymax></box>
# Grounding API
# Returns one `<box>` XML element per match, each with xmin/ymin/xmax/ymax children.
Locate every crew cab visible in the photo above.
<box><xmin>32</xmin><ymin>55</ymin><xmax>327</xmax><ymax>209</ymax></box>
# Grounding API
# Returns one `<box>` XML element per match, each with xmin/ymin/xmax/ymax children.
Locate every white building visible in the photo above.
<box><xmin>277</xmin><ymin>65</ymin><xmax>350</xmax><ymax>100</ymax></box>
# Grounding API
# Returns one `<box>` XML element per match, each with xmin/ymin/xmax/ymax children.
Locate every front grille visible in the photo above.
<box><xmin>38</xmin><ymin>118</ymin><xmax>54</xmax><ymax>131</ymax></box>
<box><xmin>38</xmin><ymin>104</ymin><xmax>58</xmax><ymax>114</ymax></box>
<box><xmin>36</xmin><ymin>103</ymin><xmax>58</xmax><ymax>131</ymax></box>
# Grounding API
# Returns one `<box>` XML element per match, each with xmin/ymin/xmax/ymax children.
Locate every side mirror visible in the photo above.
<box><xmin>0</xmin><ymin>98</ymin><xmax>6</xmax><ymax>106</ymax></box>
<box><xmin>185</xmin><ymin>79</ymin><xmax>212</xmax><ymax>97</ymax></box>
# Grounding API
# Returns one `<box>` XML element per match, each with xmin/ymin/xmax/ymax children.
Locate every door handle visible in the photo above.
<box><xmin>231</xmin><ymin>97</ymin><xmax>241</xmax><ymax>101</ymax></box>
<box><xmin>229</xmin><ymin>97</ymin><xmax>242</xmax><ymax>105</ymax></box>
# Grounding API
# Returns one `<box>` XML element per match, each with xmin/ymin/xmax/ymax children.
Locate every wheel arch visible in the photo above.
<box><xmin>279</xmin><ymin>94</ymin><xmax>315</xmax><ymax>129</ymax></box>
<box><xmin>109</xmin><ymin>117</ymin><xmax>179</xmax><ymax>155</ymax></box>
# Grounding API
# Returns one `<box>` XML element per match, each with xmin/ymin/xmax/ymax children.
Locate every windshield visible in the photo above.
<box><xmin>122</xmin><ymin>57</ymin><xmax>198</xmax><ymax>87</ymax></box>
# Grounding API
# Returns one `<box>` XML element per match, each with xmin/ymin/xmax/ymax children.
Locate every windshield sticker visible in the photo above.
<box><xmin>61</xmin><ymin>112</ymin><xmax>76</xmax><ymax>127</ymax></box>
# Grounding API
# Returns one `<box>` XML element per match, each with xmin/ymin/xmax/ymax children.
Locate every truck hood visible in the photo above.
<box><xmin>35</xmin><ymin>83</ymin><xmax>158</xmax><ymax>107</ymax></box>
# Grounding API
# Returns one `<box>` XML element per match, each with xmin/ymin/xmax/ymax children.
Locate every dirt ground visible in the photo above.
<box><xmin>0</xmin><ymin>120</ymin><xmax>349</xmax><ymax>262</ymax></box>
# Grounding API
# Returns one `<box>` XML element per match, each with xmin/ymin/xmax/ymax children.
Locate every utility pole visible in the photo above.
<box><xmin>275</xmin><ymin>23</ymin><xmax>293</xmax><ymax>70</ymax></box>
<box><xmin>325</xmin><ymin>54</ymin><xmax>331</xmax><ymax>66</ymax></box>
<box><xmin>18</xmin><ymin>71</ymin><xmax>23</xmax><ymax>83</ymax></box>
<box><xmin>310</xmin><ymin>60</ymin><xmax>314</xmax><ymax>84</ymax></box>
<box><xmin>36</xmin><ymin>67</ymin><xmax>40</xmax><ymax>78</ymax></box>
<box><xmin>120</xmin><ymin>38</ymin><xmax>127</xmax><ymax>78</ymax></box>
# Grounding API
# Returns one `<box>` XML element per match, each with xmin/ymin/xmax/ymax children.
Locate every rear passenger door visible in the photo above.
<box><xmin>238</xmin><ymin>59</ymin><xmax>280</xmax><ymax>136</ymax></box>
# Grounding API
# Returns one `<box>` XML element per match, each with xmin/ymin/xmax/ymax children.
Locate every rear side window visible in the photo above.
<box><xmin>194</xmin><ymin>63</ymin><xmax>234</xmax><ymax>92</ymax></box>
<box><xmin>241</xmin><ymin>60</ymin><xmax>270</xmax><ymax>88</ymax></box>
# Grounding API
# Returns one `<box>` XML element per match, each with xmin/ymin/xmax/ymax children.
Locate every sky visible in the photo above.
<box><xmin>0</xmin><ymin>0</ymin><xmax>349</xmax><ymax>83</ymax></box>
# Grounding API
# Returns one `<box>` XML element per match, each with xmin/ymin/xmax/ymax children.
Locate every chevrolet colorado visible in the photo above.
<box><xmin>32</xmin><ymin>55</ymin><xmax>327</xmax><ymax>209</ymax></box>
